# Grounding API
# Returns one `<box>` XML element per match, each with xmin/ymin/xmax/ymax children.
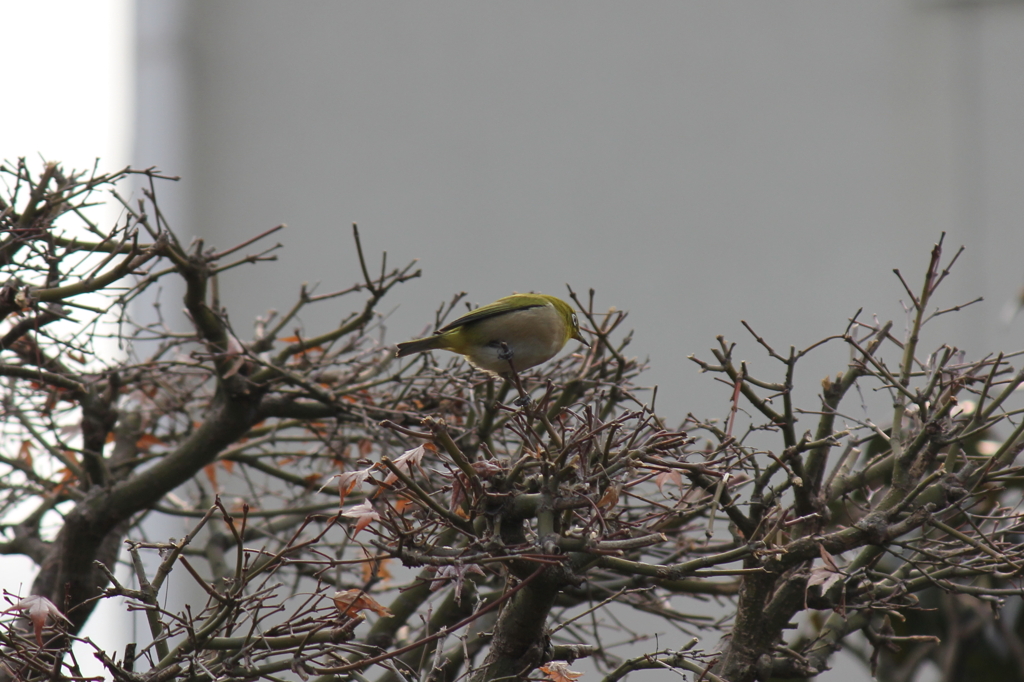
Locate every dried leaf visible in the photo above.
<box><xmin>306</xmin><ymin>422</ymin><xmax>328</xmax><ymax>437</ymax></box>
<box><xmin>332</xmin><ymin>589</ymin><xmax>392</xmax><ymax>618</ymax></box>
<box><xmin>655</xmin><ymin>469</ymin><xmax>683</xmax><ymax>492</ymax></box>
<box><xmin>17</xmin><ymin>440</ymin><xmax>33</xmax><ymax>467</ymax></box>
<box><xmin>204</xmin><ymin>462</ymin><xmax>219</xmax><ymax>490</ymax></box>
<box><xmin>361</xmin><ymin>551</ymin><xmax>392</xmax><ymax>583</ymax></box>
<box><xmin>807</xmin><ymin>565</ymin><xmax>843</xmax><ymax>594</ymax></box>
<box><xmin>393</xmin><ymin>496</ymin><xmax>415</xmax><ymax>513</ymax></box>
<box><xmin>450</xmin><ymin>477</ymin><xmax>467</xmax><ymax>513</ymax></box>
<box><xmin>383</xmin><ymin>443</ymin><xmax>433</xmax><ymax>486</ymax></box>
<box><xmin>818</xmin><ymin>544</ymin><xmax>840</xmax><ymax>574</ymax></box>
<box><xmin>540</xmin><ymin>662</ymin><xmax>584</xmax><ymax>682</ymax></box>
<box><xmin>5</xmin><ymin>596</ymin><xmax>71</xmax><ymax>646</ymax></box>
<box><xmin>472</xmin><ymin>460</ymin><xmax>503</xmax><ymax>477</ymax></box>
<box><xmin>51</xmin><ymin>465</ymin><xmax>78</xmax><ymax>496</ymax></box>
<box><xmin>135</xmin><ymin>433</ymin><xmax>166</xmax><ymax>452</ymax></box>
<box><xmin>341</xmin><ymin>500</ymin><xmax>380</xmax><ymax>535</ymax></box>
<box><xmin>331</xmin><ymin>466</ymin><xmax>375</xmax><ymax>504</ymax></box>
<box><xmin>596</xmin><ymin>483</ymin><xmax>621</xmax><ymax>511</ymax></box>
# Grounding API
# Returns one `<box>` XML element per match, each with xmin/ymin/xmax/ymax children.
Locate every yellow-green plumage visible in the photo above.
<box><xmin>395</xmin><ymin>293</ymin><xmax>587</xmax><ymax>374</ymax></box>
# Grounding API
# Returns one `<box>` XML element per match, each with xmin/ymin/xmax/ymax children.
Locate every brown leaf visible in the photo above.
<box><xmin>540</xmin><ymin>662</ymin><xmax>584</xmax><ymax>682</ymax></box>
<box><xmin>818</xmin><ymin>544</ymin><xmax>840</xmax><ymax>574</ymax></box>
<box><xmin>332</xmin><ymin>589</ymin><xmax>393</xmax><ymax>618</ymax></box>
<box><xmin>341</xmin><ymin>500</ymin><xmax>379</xmax><ymax>535</ymax></box>
<box><xmin>334</xmin><ymin>466</ymin><xmax>375</xmax><ymax>504</ymax></box>
<box><xmin>383</xmin><ymin>443</ymin><xmax>433</xmax><ymax>486</ymax></box>
<box><xmin>807</xmin><ymin>565</ymin><xmax>843</xmax><ymax>594</ymax></box>
<box><xmin>135</xmin><ymin>433</ymin><xmax>166</xmax><ymax>452</ymax></box>
<box><xmin>361</xmin><ymin>551</ymin><xmax>392</xmax><ymax>584</ymax></box>
<box><xmin>306</xmin><ymin>422</ymin><xmax>329</xmax><ymax>437</ymax></box>
<box><xmin>393</xmin><ymin>496</ymin><xmax>415</xmax><ymax>513</ymax></box>
<box><xmin>5</xmin><ymin>596</ymin><xmax>71</xmax><ymax>647</ymax></box>
<box><xmin>204</xmin><ymin>462</ymin><xmax>219</xmax><ymax>490</ymax></box>
<box><xmin>596</xmin><ymin>483</ymin><xmax>621</xmax><ymax>511</ymax></box>
<box><xmin>655</xmin><ymin>469</ymin><xmax>683</xmax><ymax>492</ymax></box>
<box><xmin>18</xmin><ymin>440</ymin><xmax>33</xmax><ymax>467</ymax></box>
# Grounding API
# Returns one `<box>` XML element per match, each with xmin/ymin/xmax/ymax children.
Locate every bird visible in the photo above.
<box><xmin>395</xmin><ymin>293</ymin><xmax>588</xmax><ymax>375</ymax></box>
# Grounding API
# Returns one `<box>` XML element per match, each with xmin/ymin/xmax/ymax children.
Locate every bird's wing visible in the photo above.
<box><xmin>437</xmin><ymin>295</ymin><xmax>547</xmax><ymax>333</ymax></box>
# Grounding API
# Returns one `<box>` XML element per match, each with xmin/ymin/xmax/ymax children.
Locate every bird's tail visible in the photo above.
<box><xmin>395</xmin><ymin>335</ymin><xmax>444</xmax><ymax>357</ymax></box>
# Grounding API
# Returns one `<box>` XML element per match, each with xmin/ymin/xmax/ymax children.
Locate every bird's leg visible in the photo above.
<box><xmin>498</xmin><ymin>342</ymin><xmax>530</xmax><ymax>407</ymax></box>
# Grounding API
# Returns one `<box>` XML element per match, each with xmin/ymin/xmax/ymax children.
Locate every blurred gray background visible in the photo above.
<box><xmin>137</xmin><ymin>1</ymin><xmax>1024</xmax><ymax>426</ymax></box>
<box><xmin>130</xmin><ymin>2</ymin><xmax>1024</xmax><ymax>680</ymax></box>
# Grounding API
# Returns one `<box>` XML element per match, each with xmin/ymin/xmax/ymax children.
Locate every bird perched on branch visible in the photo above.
<box><xmin>396</xmin><ymin>293</ymin><xmax>588</xmax><ymax>375</ymax></box>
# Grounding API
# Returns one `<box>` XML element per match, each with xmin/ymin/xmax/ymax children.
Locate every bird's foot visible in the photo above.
<box><xmin>498</xmin><ymin>342</ymin><xmax>530</xmax><ymax>407</ymax></box>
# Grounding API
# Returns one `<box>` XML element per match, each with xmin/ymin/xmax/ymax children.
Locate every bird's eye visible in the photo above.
<box><xmin>571</xmin><ymin>314</ymin><xmax>579</xmax><ymax>328</ymax></box>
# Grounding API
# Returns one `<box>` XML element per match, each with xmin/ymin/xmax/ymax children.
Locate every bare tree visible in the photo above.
<box><xmin>1</xmin><ymin>161</ymin><xmax>1023</xmax><ymax>682</ymax></box>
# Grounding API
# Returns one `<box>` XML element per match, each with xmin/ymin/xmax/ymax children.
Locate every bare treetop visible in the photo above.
<box><xmin>2</xmin><ymin>161</ymin><xmax>1023</xmax><ymax>682</ymax></box>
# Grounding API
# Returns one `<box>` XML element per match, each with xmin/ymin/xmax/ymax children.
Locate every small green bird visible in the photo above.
<box><xmin>396</xmin><ymin>293</ymin><xmax>588</xmax><ymax>374</ymax></box>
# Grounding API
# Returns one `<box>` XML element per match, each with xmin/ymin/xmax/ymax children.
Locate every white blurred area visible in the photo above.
<box><xmin>0</xmin><ymin>1</ymin><xmax>133</xmax><ymax>172</ymax></box>
<box><xmin>0</xmin><ymin>0</ymin><xmax>134</xmax><ymax>674</ymax></box>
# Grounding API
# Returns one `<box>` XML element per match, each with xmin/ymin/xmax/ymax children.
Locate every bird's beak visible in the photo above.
<box><xmin>573</xmin><ymin>329</ymin><xmax>590</xmax><ymax>347</ymax></box>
